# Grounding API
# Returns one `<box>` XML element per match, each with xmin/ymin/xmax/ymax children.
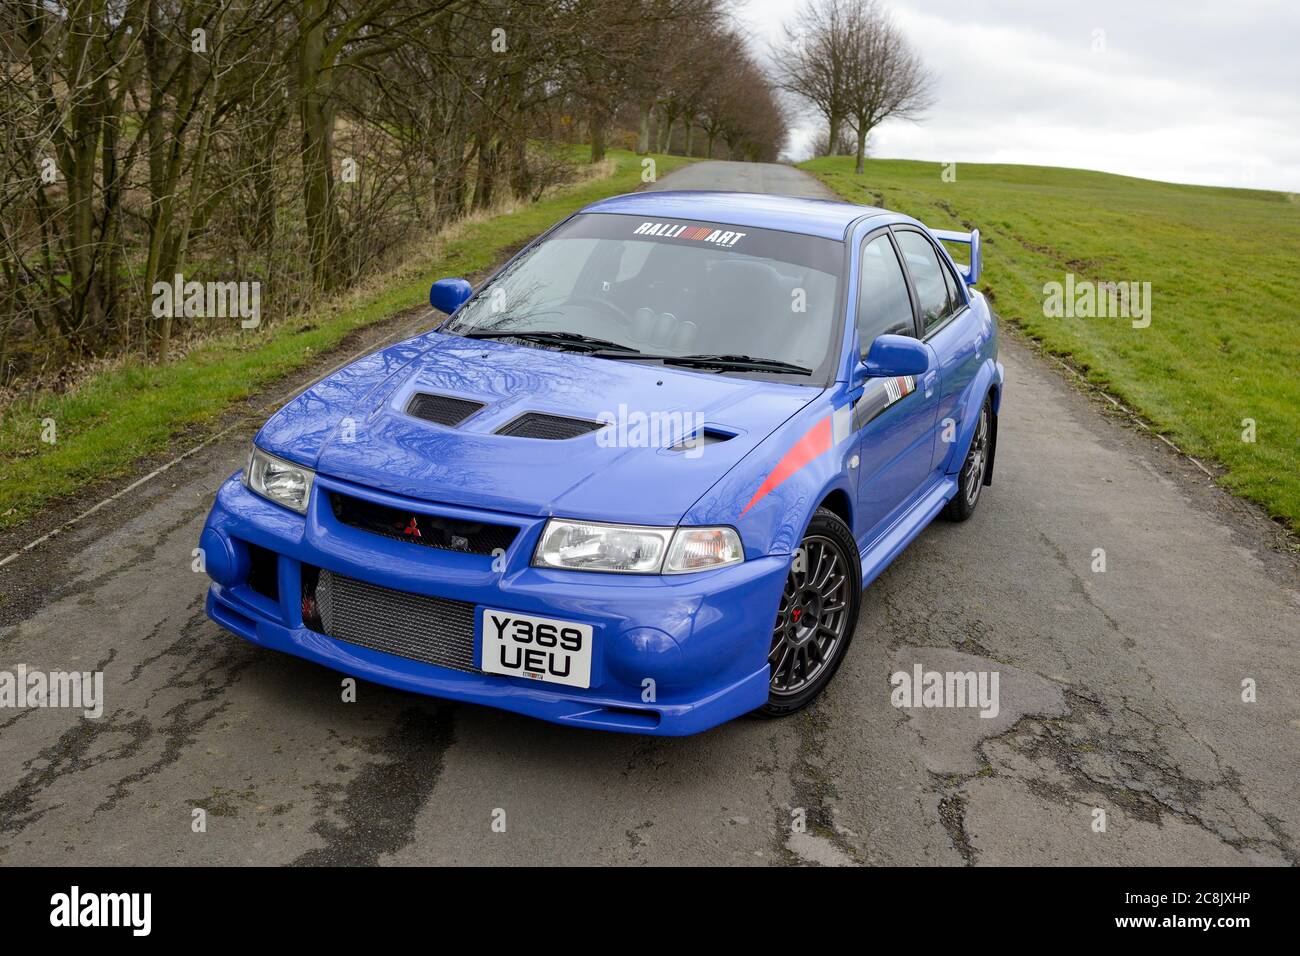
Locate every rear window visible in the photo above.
<box><xmin>444</xmin><ymin>213</ymin><xmax>846</xmax><ymax>382</ymax></box>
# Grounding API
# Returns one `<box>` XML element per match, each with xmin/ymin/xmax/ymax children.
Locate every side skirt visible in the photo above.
<box><xmin>859</xmin><ymin>477</ymin><xmax>958</xmax><ymax>590</ymax></box>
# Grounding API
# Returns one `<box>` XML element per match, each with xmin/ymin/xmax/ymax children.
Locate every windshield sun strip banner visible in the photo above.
<box><xmin>554</xmin><ymin>212</ymin><xmax>844</xmax><ymax>276</ymax></box>
<box><xmin>632</xmin><ymin>221</ymin><xmax>747</xmax><ymax>247</ymax></box>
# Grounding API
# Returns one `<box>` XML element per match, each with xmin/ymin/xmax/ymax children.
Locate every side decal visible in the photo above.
<box><xmin>851</xmin><ymin>375</ymin><xmax>916</xmax><ymax>431</ymax></box>
<box><xmin>739</xmin><ymin>375</ymin><xmax>916</xmax><ymax>518</ymax></box>
<box><xmin>740</xmin><ymin>416</ymin><xmax>831</xmax><ymax>516</ymax></box>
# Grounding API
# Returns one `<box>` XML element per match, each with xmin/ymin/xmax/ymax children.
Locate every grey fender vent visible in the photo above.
<box><xmin>407</xmin><ymin>392</ymin><xmax>485</xmax><ymax>427</ymax></box>
<box><xmin>495</xmin><ymin>413</ymin><xmax>604</xmax><ymax>440</ymax></box>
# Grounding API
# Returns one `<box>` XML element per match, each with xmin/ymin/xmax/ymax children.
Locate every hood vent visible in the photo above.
<box><xmin>668</xmin><ymin>428</ymin><xmax>734</xmax><ymax>453</ymax></box>
<box><xmin>407</xmin><ymin>392</ymin><xmax>485</xmax><ymax>427</ymax></box>
<box><xmin>496</xmin><ymin>413</ymin><xmax>604</xmax><ymax>440</ymax></box>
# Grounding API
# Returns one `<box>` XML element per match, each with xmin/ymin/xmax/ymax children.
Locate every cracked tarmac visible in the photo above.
<box><xmin>1</xmin><ymin>161</ymin><xmax>1297</xmax><ymax>866</ymax></box>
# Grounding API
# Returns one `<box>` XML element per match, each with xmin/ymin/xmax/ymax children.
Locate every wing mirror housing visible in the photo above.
<box><xmin>858</xmin><ymin>334</ymin><xmax>931</xmax><ymax>381</ymax></box>
<box><xmin>429</xmin><ymin>277</ymin><xmax>473</xmax><ymax>315</ymax></box>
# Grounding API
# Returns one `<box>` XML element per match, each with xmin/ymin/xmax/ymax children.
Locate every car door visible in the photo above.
<box><xmin>850</xmin><ymin>230</ymin><xmax>940</xmax><ymax>549</ymax></box>
<box><xmin>891</xmin><ymin>227</ymin><xmax>981</xmax><ymax>475</ymax></box>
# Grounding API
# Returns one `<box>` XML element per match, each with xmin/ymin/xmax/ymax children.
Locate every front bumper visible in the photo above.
<box><xmin>200</xmin><ymin>473</ymin><xmax>785</xmax><ymax>735</ymax></box>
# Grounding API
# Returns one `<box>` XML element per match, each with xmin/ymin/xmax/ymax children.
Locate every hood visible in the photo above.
<box><xmin>256</xmin><ymin>332</ymin><xmax>819</xmax><ymax>525</ymax></box>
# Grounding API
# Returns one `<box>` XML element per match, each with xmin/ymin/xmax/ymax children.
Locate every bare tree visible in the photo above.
<box><xmin>771</xmin><ymin>0</ymin><xmax>854</xmax><ymax>157</ymax></box>
<box><xmin>674</xmin><ymin>22</ymin><xmax>738</xmax><ymax>157</ymax></box>
<box><xmin>773</xmin><ymin>0</ymin><xmax>931</xmax><ymax>168</ymax></box>
<box><xmin>624</xmin><ymin>0</ymin><xmax>721</xmax><ymax>154</ymax></box>
<box><xmin>840</xmin><ymin>0</ymin><xmax>932</xmax><ymax>173</ymax></box>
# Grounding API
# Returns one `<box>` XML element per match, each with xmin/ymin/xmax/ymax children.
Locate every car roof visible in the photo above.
<box><xmin>579</xmin><ymin>190</ymin><xmax>890</xmax><ymax>241</ymax></box>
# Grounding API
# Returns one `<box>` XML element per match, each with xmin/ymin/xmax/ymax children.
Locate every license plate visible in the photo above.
<box><xmin>480</xmin><ymin>609</ymin><xmax>593</xmax><ymax>688</ymax></box>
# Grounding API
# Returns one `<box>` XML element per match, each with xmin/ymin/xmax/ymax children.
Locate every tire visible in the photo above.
<box><xmin>942</xmin><ymin>395</ymin><xmax>993</xmax><ymax>522</ymax></box>
<box><xmin>755</xmin><ymin>507</ymin><xmax>862</xmax><ymax>717</ymax></box>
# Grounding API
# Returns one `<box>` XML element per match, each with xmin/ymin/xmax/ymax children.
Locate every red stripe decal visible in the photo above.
<box><xmin>740</xmin><ymin>416</ymin><xmax>833</xmax><ymax>516</ymax></box>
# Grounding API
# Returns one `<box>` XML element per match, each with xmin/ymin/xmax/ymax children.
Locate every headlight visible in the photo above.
<box><xmin>664</xmin><ymin>527</ymin><xmax>744</xmax><ymax>573</ymax></box>
<box><xmin>243</xmin><ymin>447</ymin><xmax>314</xmax><ymax>514</ymax></box>
<box><xmin>533</xmin><ymin>519</ymin><xmax>742</xmax><ymax>574</ymax></box>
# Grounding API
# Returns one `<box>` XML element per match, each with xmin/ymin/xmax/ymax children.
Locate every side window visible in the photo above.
<box><xmin>856</xmin><ymin>235</ymin><xmax>915</xmax><ymax>355</ymax></box>
<box><xmin>940</xmin><ymin>253</ymin><xmax>964</xmax><ymax>312</ymax></box>
<box><xmin>894</xmin><ymin>230</ymin><xmax>951</xmax><ymax>334</ymax></box>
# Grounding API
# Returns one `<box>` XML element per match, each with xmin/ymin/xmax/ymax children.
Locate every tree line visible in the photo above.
<box><xmin>0</xmin><ymin>0</ymin><xmax>788</xmax><ymax>380</ymax></box>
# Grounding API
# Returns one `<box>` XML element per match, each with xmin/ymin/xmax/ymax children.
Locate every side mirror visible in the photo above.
<box><xmin>429</xmin><ymin>277</ymin><xmax>473</xmax><ymax>315</ymax></box>
<box><xmin>861</xmin><ymin>334</ymin><xmax>930</xmax><ymax>378</ymax></box>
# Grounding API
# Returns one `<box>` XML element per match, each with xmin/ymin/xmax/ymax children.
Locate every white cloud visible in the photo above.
<box><xmin>740</xmin><ymin>0</ymin><xmax>1300</xmax><ymax>190</ymax></box>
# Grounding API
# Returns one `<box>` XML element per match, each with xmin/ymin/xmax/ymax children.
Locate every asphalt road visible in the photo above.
<box><xmin>1</xmin><ymin>161</ymin><xmax>1297</xmax><ymax>866</ymax></box>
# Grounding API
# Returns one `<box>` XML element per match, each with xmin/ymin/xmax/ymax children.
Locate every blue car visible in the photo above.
<box><xmin>199</xmin><ymin>190</ymin><xmax>1002</xmax><ymax>735</ymax></box>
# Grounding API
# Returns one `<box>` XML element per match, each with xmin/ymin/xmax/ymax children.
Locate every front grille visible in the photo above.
<box><xmin>330</xmin><ymin>493</ymin><xmax>518</xmax><ymax>556</ymax></box>
<box><xmin>312</xmin><ymin>568</ymin><xmax>478</xmax><ymax>673</ymax></box>
<box><xmin>406</xmin><ymin>392</ymin><xmax>485</xmax><ymax>427</ymax></box>
<box><xmin>495</xmin><ymin>412</ymin><xmax>603</xmax><ymax>440</ymax></box>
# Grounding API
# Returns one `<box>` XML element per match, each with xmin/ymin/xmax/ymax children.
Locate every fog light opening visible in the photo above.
<box><xmin>300</xmin><ymin>565</ymin><xmax>323</xmax><ymax>631</ymax></box>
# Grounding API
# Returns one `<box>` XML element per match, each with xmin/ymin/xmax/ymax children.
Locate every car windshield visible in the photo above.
<box><xmin>441</xmin><ymin>212</ymin><xmax>845</xmax><ymax>382</ymax></box>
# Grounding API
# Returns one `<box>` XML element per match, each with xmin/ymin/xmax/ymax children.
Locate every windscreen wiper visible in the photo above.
<box><xmin>658</xmin><ymin>353</ymin><xmax>813</xmax><ymax>375</ymax></box>
<box><xmin>588</xmin><ymin>350</ymin><xmax>814</xmax><ymax>374</ymax></box>
<box><xmin>454</xmin><ymin>329</ymin><xmax>638</xmax><ymax>352</ymax></box>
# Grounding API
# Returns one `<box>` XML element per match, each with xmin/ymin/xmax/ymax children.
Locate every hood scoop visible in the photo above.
<box><xmin>496</xmin><ymin>413</ymin><xmax>604</xmax><ymax>440</ymax></box>
<box><xmin>667</xmin><ymin>428</ymin><xmax>736</xmax><ymax>453</ymax></box>
<box><xmin>407</xmin><ymin>392</ymin><xmax>485</xmax><ymax>427</ymax></box>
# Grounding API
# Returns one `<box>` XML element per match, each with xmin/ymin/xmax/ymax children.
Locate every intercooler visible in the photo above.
<box><xmin>312</xmin><ymin>568</ymin><xmax>479</xmax><ymax>674</ymax></box>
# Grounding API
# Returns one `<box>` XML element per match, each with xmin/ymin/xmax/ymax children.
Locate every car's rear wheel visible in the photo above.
<box><xmin>756</xmin><ymin>508</ymin><xmax>861</xmax><ymax>717</ymax></box>
<box><xmin>942</xmin><ymin>396</ymin><xmax>992</xmax><ymax>522</ymax></box>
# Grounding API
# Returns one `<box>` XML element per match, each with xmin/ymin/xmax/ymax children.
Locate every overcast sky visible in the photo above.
<box><xmin>738</xmin><ymin>0</ymin><xmax>1300</xmax><ymax>192</ymax></box>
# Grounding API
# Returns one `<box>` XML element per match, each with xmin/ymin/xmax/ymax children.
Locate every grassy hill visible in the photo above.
<box><xmin>804</xmin><ymin>157</ymin><xmax>1300</xmax><ymax>535</ymax></box>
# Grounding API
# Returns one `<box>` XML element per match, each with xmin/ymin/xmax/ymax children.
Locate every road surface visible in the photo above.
<box><xmin>1</xmin><ymin>161</ymin><xmax>1296</xmax><ymax>866</ymax></box>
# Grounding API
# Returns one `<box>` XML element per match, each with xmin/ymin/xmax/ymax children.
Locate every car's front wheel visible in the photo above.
<box><xmin>756</xmin><ymin>508</ymin><xmax>862</xmax><ymax>717</ymax></box>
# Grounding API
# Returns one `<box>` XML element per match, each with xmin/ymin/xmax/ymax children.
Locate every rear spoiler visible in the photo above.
<box><xmin>930</xmin><ymin>228</ymin><xmax>981</xmax><ymax>286</ymax></box>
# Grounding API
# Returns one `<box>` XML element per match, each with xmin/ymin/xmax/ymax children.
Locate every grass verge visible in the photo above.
<box><xmin>0</xmin><ymin>149</ymin><xmax>692</xmax><ymax>530</ymax></box>
<box><xmin>803</xmin><ymin>157</ymin><xmax>1300</xmax><ymax>534</ymax></box>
